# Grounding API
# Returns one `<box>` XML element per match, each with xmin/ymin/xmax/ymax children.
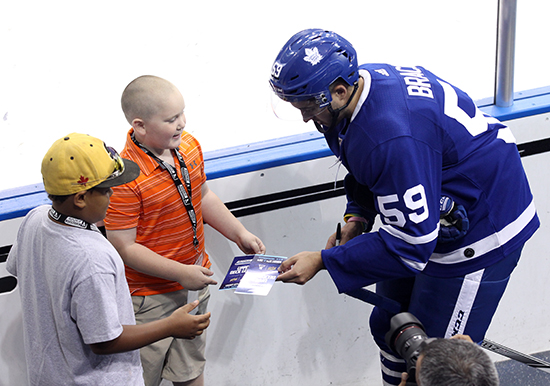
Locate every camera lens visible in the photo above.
<box><xmin>385</xmin><ymin>312</ymin><xmax>431</xmax><ymax>380</ymax></box>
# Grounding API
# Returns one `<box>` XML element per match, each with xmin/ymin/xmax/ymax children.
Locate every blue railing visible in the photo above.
<box><xmin>1</xmin><ymin>86</ymin><xmax>550</xmax><ymax>222</ymax></box>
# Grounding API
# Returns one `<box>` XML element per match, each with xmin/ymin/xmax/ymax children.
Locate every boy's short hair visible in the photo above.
<box><xmin>48</xmin><ymin>186</ymin><xmax>100</xmax><ymax>204</ymax></box>
<box><xmin>121</xmin><ymin>75</ymin><xmax>178</xmax><ymax>124</ymax></box>
<box><xmin>41</xmin><ymin>133</ymin><xmax>140</xmax><ymax>196</ymax></box>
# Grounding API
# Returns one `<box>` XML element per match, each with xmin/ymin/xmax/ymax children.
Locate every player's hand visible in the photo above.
<box><xmin>439</xmin><ymin>196</ymin><xmax>469</xmax><ymax>243</ymax></box>
<box><xmin>168</xmin><ymin>300</ymin><xmax>211</xmax><ymax>339</ymax></box>
<box><xmin>236</xmin><ymin>231</ymin><xmax>266</xmax><ymax>255</ymax></box>
<box><xmin>178</xmin><ymin>265</ymin><xmax>217</xmax><ymax>290</ymax></box>
<box><xmin>325</xmin><ymin>221</ymin><xmax>364</xmax><ymax>249</ymax></box>
<box><xmin>277</xmin><ymin>251</ymin><xmax>324</xmax><ymax>285</ymax></box>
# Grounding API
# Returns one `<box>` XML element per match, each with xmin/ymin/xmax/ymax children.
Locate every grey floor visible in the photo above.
<box><xmin>156</xmin><ymin>351</ymin><xmax>550</xmax><ymax>385</ymax></box>
<box><xmin>496</xmin><ymin>350</ymin><xmax>550</xmax><ymax>386</ymax></box>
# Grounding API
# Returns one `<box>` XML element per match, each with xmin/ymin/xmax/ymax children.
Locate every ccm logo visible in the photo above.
<box><xmin>451</xmin><ymin>310</ymin><xmax>465</xmax><ymax>335</ymax></box>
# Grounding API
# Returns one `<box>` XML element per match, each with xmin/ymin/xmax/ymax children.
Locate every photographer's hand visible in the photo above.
<box><xmin>450</xmin><ymin>334</ymin><xmax>474</xmax><ymax>343</ymax></box>
<box><xmin>398</xmin><ymin>372</ymin><xmax>408</xmax><ymax>386</ymax></box>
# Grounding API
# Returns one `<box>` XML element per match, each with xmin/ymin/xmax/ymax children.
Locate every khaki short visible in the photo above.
<box><xmin>132</xmin><ymin>287</ymin><xmax>210</xmax><ymax>386</ymax></box>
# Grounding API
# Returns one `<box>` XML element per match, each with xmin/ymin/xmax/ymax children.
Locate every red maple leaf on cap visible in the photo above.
<box><xmin>77</xmin><ymin>176</ymin><xmax>89</xmax><ymax>186</ymax></box>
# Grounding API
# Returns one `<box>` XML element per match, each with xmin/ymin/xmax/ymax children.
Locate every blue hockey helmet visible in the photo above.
<box><xmin>269</xmin><ymin>29</ymin><xmax>359</xmax><ymax>108</ymax></box>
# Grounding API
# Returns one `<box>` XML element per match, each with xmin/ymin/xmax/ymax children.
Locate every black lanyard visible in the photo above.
<box><xmin>131</xmin><ymin>134</ymin><xmax>199</xmax><ymax>250</ymax></box>
<box><xmin>48</xmin><ymin>207</ymin><xmax>100</xmax><ymax>233</ymax></box>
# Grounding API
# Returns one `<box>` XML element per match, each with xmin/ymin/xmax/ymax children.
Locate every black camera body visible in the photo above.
<box><xmin>385</xmin><ymin>312</ymin><xmax>436</xmax><ymax>381</ymax></box>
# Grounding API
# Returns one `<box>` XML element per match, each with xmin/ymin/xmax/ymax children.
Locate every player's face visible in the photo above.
<box><xmin>140</xmin><ymin>90</ymin><xmax>187</xmax><ymax>155</ymax></box>
<box><xmin>291</xmin><ymin>99</ymin><xmax>331</xmax><ymax>126</ymax></box>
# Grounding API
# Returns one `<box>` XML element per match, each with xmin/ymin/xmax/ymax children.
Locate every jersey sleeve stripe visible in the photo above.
<box><xmin>380</xmin><ymin>224</ymin><xmax>439</xmax><ymax>245</ymax></box>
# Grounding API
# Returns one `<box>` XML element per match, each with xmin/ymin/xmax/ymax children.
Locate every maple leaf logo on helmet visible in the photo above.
<box><xmin>303</xmin><ymin>47</ymin><xmax>323</xmax><ymax>65</ymax></box>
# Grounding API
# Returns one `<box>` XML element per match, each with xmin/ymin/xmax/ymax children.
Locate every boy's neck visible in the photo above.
<box><xmin>51</xmin><ymin>202</ymin><xmax>81</xmax><ymax>221</ymax></box>
<box><xmin>132</xmin><ymin>134</ymin><xmax>175</xmax><ymax>167</ymax></box>
<box><xmin>147</xmin><ymin>147</ymin><xmax>175</xmax><ymax>167</ymax></box>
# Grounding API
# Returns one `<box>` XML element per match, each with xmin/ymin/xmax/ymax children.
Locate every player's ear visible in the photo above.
<box><xmin>333</xmin><ymin>84</ymin><xmax>349</xmax><ymax>102</ymax></box>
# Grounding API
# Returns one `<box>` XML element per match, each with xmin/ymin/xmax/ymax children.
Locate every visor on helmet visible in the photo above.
<box><xmin>270</xmin><ymin>89</ymin><xmax>330</xmax><ymax>122</ymax></box>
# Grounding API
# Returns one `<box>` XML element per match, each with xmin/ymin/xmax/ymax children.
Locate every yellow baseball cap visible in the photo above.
<box><xmin>41</xmin><ymin>133</ymin><xmax>140</xmax><ymax>195</ymax></box>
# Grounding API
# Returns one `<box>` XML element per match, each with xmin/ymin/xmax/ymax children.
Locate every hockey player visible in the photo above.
<box><xmin>270</xmin><ymin>29</ymin><xmax>539</xmax><ymax>385</ymax></box>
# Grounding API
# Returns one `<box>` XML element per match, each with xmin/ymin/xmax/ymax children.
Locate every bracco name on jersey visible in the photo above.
<box><xmin>397</xmin><ymin>66</ymin><xmax>434</xmax><ymax>99</ymax></box>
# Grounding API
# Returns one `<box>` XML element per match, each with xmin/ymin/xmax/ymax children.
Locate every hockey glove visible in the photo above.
<box><xmin>438</xmin><ymin>196</ymin><xmax>469</xmax><ymax>243</ymax></box>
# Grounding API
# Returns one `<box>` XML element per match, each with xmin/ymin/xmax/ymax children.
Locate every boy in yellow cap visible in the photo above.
<box><xmin>7</xmin><ymin>133</ymin><xmax>211</xmax><ymax>385</ymax></box>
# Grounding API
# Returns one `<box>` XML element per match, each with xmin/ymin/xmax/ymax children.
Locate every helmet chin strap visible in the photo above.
<box><xmin>315</xmin><ymin>82</ymin><xmax>359</xmax><ymax>134</ymax></box>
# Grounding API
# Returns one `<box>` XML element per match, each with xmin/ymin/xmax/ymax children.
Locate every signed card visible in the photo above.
<box><xmin>235</xmin><ymin>254</ymin><xmax>287</xmax><ymax>296</ymax></box>
<box><xmin>219</xmin><ymin>255</ymin><xmax>254</xmax><ymax>290</ymax></box>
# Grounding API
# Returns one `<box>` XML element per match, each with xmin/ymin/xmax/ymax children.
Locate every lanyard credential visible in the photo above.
<box><xmin>131</xmin><ymin>134</ymin><xmax>200</xmax><ymax>250</ymax></box>
<box><xmin>48</xmin><ymin>207</ymin><xmax>100</xmax><ymax>232</ymax></box>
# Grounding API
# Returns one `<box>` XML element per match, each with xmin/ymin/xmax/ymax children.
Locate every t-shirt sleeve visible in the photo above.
<box><xmin>70</xmin><ymin>272</ymin><xmax>124</xmax><ymax>345</ymax></box>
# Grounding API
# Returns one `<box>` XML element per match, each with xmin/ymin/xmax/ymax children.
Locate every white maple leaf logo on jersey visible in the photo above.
<box><xmin>304</xmin><ymin>47</ymin><xmax>323</xmax><ymax>65</ymax></box>
<box><xmin>375</xmin><ymin>69</ymin><xmax>390</xmax><ymax>76</ymax></box>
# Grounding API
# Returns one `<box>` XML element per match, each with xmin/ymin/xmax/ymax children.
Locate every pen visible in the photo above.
<box><xmin>335</xmin><ymin>222</ymin><xmax>342</xmax><ymax>246</ymax></box>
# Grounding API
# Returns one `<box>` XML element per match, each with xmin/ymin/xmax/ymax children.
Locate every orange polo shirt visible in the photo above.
<box><xmin>105</xmin><ymin>128</ymin><xmax>210</xmax><ymax>296</ymax></box>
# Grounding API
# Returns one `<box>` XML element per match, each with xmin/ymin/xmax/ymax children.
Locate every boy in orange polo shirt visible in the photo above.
<box><xmin>104</xmin><ymin>75</ymin><xmax>266</xmax><ymax>386</ymax></box>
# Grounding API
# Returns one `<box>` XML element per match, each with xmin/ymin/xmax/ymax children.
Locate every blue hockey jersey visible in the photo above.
<box><xmin>321</xmin><ymin>64</ymin><xmax>539</xmax><ymax>293</ymax></box>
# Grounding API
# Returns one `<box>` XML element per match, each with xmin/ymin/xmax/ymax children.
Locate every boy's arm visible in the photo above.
<box><xmin>201</xmin><ymin>183</ymin><xmax>266</xmax><ymax>255</ymax></box>
<box><xmin>106</xmin><ymin>227</ymin><xmax>217</xmax><ymax>290</ymax></box>
<box><xmin>90</xmin><ymin>301</ymin><xmax>210</xmax><ymax>355</ymax></box>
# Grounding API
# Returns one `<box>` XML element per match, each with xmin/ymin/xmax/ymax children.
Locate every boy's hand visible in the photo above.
<box><xmin>169</xmin><ymin>301</ymin><xmax>211</xmax><ymax>339</ymax></box>
<box><xmin>178</xmin><ymin>265</ymin><xmax>217</xmax><ymax>290</ymax></box>
<box><xmin>236</xmin><ymin>231</ymin><xmax>266</xmax><ymax>255</ymax></box>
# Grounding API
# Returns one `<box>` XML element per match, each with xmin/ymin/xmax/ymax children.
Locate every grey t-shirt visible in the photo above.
<box><xmin>7</xmin><ymin>205</ymin><xmax>144</xmax><ymax>385</ymax></box>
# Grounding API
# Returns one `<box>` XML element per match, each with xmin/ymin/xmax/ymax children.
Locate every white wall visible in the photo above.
<box><xmin>3</xmin><ymin>1</ymin><xmax>549</xmax><ymax>192</ymax></box>
<box><xmin>483</xmin><ymin>113</ymin><xmax>550</xmax><ymax>362</ymax></box>
<box><xmin>0</xmin><ymin>0</ymin><xmax>509</xmax><ymax>191</ymax></box>
<box><xmin>202</xmin><ymin>157</ymin><xmax>382</xmax><ymax>385</ymax></box>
